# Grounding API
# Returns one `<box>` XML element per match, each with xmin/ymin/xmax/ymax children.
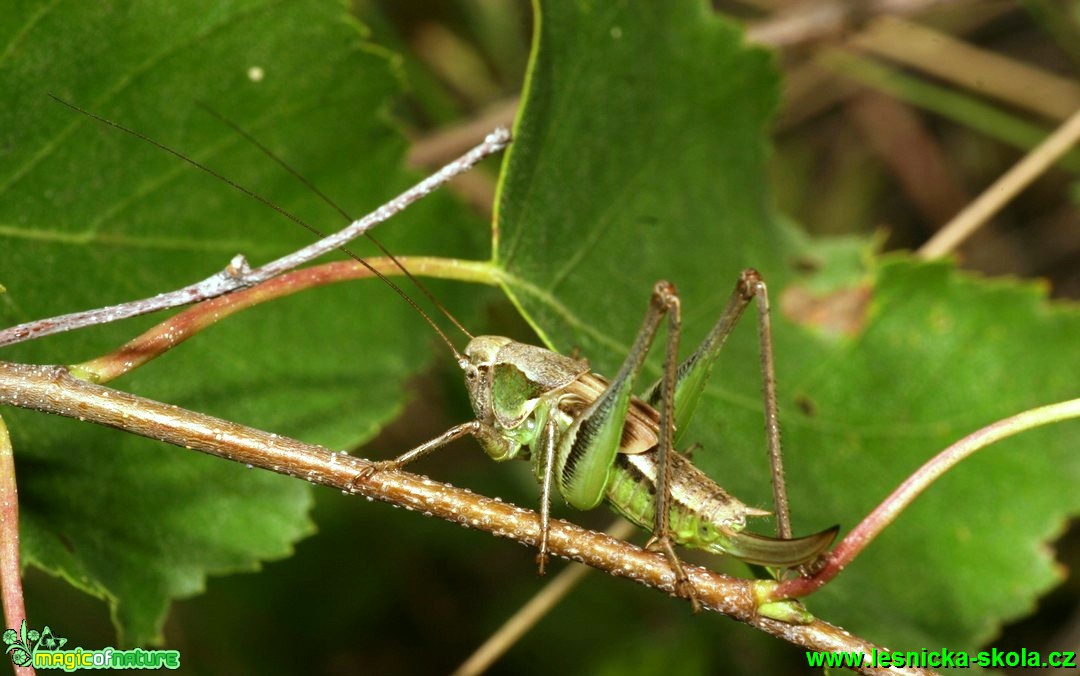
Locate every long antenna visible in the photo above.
<box><xmin>195</xmin><ymin>102</ymin><xmax>473</xmax><ymax>341</ymax></box>
<box><xmin>49</xmin><ymin>94</ymin><xmax>467</xmax><ymax>362</ymax></box>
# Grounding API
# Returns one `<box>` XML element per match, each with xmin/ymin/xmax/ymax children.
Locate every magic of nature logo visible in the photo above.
<box><xmin>4</xmin><ymin>621</ymin><xmax>180</xmax><ymax>671</ymax></box>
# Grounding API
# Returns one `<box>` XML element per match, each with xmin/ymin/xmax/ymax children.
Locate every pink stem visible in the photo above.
<box><xmin>773</xmin><ymin>397</ymin><xmax>1080</xmax><ymax>600</ymax></box>
<box><xmin>0</xmin><ymin>417</ymin><xmax>34</xmax><ymax>675</ymax></box>
<box><xmin>73</xmin><ymin>256</ymin><xmax>493</xmax><ymax>383</ymax></box>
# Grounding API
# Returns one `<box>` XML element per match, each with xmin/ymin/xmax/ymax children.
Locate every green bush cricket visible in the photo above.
<box><xmin>57</xmin><ymin>98</ymin><xmax>838</xmax><ymax>614</ymax></box>
<box><xmin>355</xmin><ymin>272</ymin><xmax>838</xmax><ymax>611</ymax></box>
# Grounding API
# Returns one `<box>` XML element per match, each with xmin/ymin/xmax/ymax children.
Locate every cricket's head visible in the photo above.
<box><xmin>461</xmin><ymin>336</ymin><xmax>590</xmax><ymax>459</ymax></box>
<box><xmin>461</xmin><ymin>336</ymin><xmax>513</xmax><ymax>430</ymax></box>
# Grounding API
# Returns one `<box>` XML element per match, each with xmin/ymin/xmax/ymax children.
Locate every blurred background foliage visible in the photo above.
<box><xmin>11</xmin><ymin>0</ymin><xmax>1080</xmax><ymax>674</ymax></box>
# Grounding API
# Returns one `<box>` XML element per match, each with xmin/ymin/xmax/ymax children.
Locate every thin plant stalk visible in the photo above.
<box><xmin>72</xmin><ymin>257</ymin><xmax>497</xmax><ymax>383</ymax></box>
<box><xmin>0</xmin><ymin>127</ymin><xmax>509</xmax><ymax>349</ymax></box>
<box><xmin>772</xmin><ymin>397</ymin><xmax>1080</xmax><ymax>600</ymax></box>
<box><xmin>0</xmin><ymin>360</ymin><xmax>926</xmax><ymax>676</ymax></box>
<box><xmin>452</xmin><ymin>518</ymin><xmax>637</xmax><ymax>676</ymax></box>
<box><xmin>919</xmin><ymin>107</ymin><xmax>1080</xmax><ymax>258</ymax></box>
<box><xmin>0</xmin><ymin>416</ymin><xmax>33</xmax><ymax>676</ymax></box>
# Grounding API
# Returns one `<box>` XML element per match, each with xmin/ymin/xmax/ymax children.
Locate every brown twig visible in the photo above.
<box><xmin>0</xmin><ymin>360</ymin><xmax>927</xmax><ymax>675</ymax></box>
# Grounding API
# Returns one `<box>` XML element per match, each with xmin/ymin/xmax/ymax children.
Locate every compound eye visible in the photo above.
<box><xmin>465</xmin><ymin>364</ymin><xmax>486</xmax><ymax>381</ymax></box>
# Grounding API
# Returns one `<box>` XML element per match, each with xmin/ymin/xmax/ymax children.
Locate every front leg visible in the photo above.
<box><xmin>535</xmin><ymin>415</ymin><xmax>558</xmax><ymax>575</ymax></box>
<box><xmin>349</xmin><ymin>420</ymin><xmax>510</xmax><ymax>487</ymax></box>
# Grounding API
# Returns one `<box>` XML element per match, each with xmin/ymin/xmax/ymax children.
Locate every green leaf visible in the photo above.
<box><xmin>1</xmin><ymin>0</ymin><xmax>485</xmax><ymax>644</ymax></box>
<box><xmin>497</xmin><ymin>1</ymin><xmax>789</xmax><ymax>354</ymax></box>
<box><xmin>4</xmin><ymin>0</ymin><xmax>1078</xmax><ymax>670</ymax></box>
<box><xmin>498</xmin><ymin>0</ymin><xmax>1079</xmax><ymax>664</ymax></box>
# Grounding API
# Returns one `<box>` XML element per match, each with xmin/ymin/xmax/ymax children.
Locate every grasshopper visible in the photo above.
<box><xmin>58</xmin><ymin>99</ymin><xmax>837</xmax><ymax>611</ymax></box>
<box><xmin>355</xmin><ymin>271</ymin><xmax>838</xmax><ymax>609</ymax></box>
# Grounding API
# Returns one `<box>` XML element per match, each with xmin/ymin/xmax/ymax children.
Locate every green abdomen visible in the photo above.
<box><xmin>604</xmin><ymin>450</ymin><xmax>755</xmax><ymax>554</ymax></box>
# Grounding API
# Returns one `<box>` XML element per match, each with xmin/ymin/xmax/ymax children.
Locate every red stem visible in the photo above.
<box><xmin>0</xmin><ymin>417</ymin><xmax>34</xmax><ymax>675</ymax></box>
<box><xmin>773</xmin><ymin>398</ymin><xmax>1080</xmax><ymax>600</ymax></box>
<box><xmin>74</xmin><ymin>256</ymin><xmax>493</xmax><ymax>383</ymax></box>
